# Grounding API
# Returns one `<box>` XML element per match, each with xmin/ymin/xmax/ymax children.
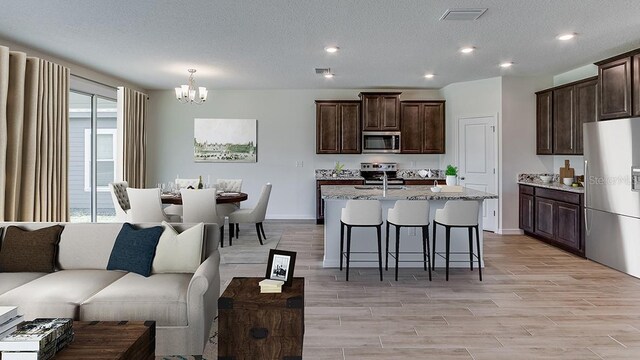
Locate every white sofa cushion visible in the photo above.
<box><xmin>58</xmin><ymin>223</ymin><xmax>122</xmax><ymax>270</ymax></box>
<box><xmin>0</xmin><ymin>273</ymin><xmax>46</xmax><ymax>294</ymax></box>
<box><xmin>152</xmin><ymin>222</ymin><xmax>203</xmax><ymax>274</ymax></box>
<box><xmin>80</xmin><ymin>272</ymin><xmax>191</xmax><ymax>326</ymax></box>
<box><xmin>0</xmin><ymin>270</ymin><xmax>126</xmax><ymax>320</ymax></box>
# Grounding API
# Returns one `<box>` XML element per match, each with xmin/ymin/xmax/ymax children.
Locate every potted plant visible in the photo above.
<box><xmin>333</xmin><ymin>161</ymin><xmax>345</xmax><ymax>177</ymax></box>
<box><xmin>445</xmin><ymin>165</ymin><xmax>458</xmax><ymax>186</ymax></box>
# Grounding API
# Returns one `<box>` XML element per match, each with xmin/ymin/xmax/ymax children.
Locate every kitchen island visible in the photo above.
<box><xmin>321</xmin><ymin>185</ymin><xmax>498</xmax><ymax>268</ymax></box>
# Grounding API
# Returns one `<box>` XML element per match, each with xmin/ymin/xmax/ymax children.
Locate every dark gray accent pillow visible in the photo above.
<box><xmin>0</xmin><ymin>225</ymin><xmax>64</xmax><ymax>273</ymax></box>
<box><xmin>107</xmin><ymin>223</ymin><xmax>163</xmax><ymax>277</ymax></box>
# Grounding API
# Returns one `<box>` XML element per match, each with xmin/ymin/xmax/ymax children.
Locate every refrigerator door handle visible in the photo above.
<box><xmin>584</xmin><ymin>160</ymin><xmax>591</xmax><ymax>236</ymax></box>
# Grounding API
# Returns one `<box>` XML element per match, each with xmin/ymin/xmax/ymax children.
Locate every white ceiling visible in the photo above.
<box><xmin>1</xmin><ymin>0</ymin><xmax>640</xmax><ymax>90</ymax></box>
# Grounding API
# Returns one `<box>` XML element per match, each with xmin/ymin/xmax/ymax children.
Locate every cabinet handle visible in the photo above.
<box><xmin>250</xmin><ymin>327</ymin><xmax>269</xmax><ymax>339</ymax></box>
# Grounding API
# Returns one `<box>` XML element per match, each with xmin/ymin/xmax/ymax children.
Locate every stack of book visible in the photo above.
<box><xmin>0</xmin><ymin>307</ymin><xmax>23</xmax><ymax>339</ymax></box>
<box><xmin>259</xmin><ymin>279</ymin><xmax>284</xmax><ymax>293</ymax></box>
<box><xmin>0</xmin><ymin>318</ymin><xmax>74</xmax><ymax>360</ymax></box>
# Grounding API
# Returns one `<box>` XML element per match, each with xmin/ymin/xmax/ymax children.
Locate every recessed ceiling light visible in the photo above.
<box><xmin>499</xmin><ymin>62</ymin><xmax>513</xmax><ymax>68</ymax></box>
<box><xmin>460</xmin><ymin>47</ymin><xmax>475</xmax><ymax>54</ymax></box>
<box><xmin>424</xmin><ymin>73</ymin><xmax>435</xmax><ymax>79</ymax></box>
<box><xmin>324</xmin><ymin>46</ymin><xmax>339</xmax><ymax>53</ymax></box>
<box><xmin>324</xmin><ymin>73</ymin><xmax>334</xmax><ymax>78</ymax></box>
<box><xmin>557</xmin><ymin>33</ymin><xmax>576</xmax><ymax>41</ymax></box>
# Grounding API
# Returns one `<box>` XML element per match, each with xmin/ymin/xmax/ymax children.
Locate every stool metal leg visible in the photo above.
<box><xmin>377</xmin><ymin>225</ymin><xmax>383</xmax><ymax>281</ymax></box>
<box><xmin>468</xmin><ymin>227</ymin><xmax>474</xmax><ymax>271</ymax></box>
<box><xmin>432</xmin><ymin>221</ymin><xmax>437</xmax><ymax>271</ymax></box>
<box><xmin>475</xmin><ymin>225</ymin><xmax>482</xmax><ymax>281</ymax></box>
<box><xmin>422</xmin><ymin>225</ymin><xmax>432</xmax><ymax>281</ymax></box>
<box><xmin>395</xmin><ymin>225</ymin><xmax>400</xmax><ymax>281</ymax></box>
<box><xmin>340</xmin><ymin>222</ymin><xmax>344</xmax><ymax>271</ymax></box>
<box><xmin>346</xmin><ymin>225</ymin><xmax>352</xmax><ymax>281</ymax></box>
<box><xmin>385</xmin><ymin>222</ymin><xmax>390</xmax><ymax>271</ymax></box>
<box><xmin>445</xmin><ymin>225</ymin><xmax>451</xmax><ymax>281</ymax></box>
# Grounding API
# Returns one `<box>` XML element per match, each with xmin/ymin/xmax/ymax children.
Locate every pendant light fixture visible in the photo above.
<box><xmin>175</xmin><ymin>69</ymin><xmax>208</xmax><ymax>104</ymax></box>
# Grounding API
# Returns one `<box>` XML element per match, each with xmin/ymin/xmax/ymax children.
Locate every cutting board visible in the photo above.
<box><xmin>559</xmin><ymin>160</ymin><xmax>575</xmax><ymax>180</ymax></box>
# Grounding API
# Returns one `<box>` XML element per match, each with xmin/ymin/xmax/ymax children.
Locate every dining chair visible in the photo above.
<box><xmin>109</xmin><ymin>181</ymin><xmax>130</xmax><ymax>221</ymax></box>
<box><xmin>229</xmin><ymin>183</ymin><xmax>272</xmax><ymax>245</ymax></box>
<box><xmin>216</xmin><ymin>179</ymin><xmax>243</xmax><ymax>234</ymax></box>
<box><xmin>126</xmin><ymin>188</ymin><xmax>178</xmax><ymax>223</ymax></box>
<box><xmin>181</xmin><ymin>188</ymin><xmax>225</xmax><ymax>247</ymax></box>
<box><xmin>165</xmin><ymin>178</ymin><xmax>199</xmax><ymax>219</ymax></box>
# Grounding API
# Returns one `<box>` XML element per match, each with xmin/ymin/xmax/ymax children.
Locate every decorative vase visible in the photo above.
<box><xmin>446</xmin><ymin>175</ymin><xmax>457</xmax><ymax>186</ymax></box>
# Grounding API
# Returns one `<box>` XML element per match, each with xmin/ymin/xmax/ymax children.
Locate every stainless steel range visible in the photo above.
<box><xmin>360</xmin><ymin>163</ymin><xmax>404</xmax><ymax>185</ymax></box>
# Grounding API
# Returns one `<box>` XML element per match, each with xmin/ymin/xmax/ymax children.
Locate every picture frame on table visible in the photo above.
<box><xmin>265</xmin><ymin>249</ymin><xmax>296</xmax><ymax>287</ymax></box>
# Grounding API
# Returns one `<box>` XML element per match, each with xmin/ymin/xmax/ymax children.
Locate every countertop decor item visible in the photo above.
<box><xmin>563</xmin><ymin>178</ymin><xmax>574</xmax><ymax>186</ymax></box>
<box><xmin>334</xmin><ymin>161</ymin><xmax>345</xmax><ymax>177</ymax></box>
<box><xmin>445</xmin><ymin>165</ymin><xmax>458</xmax><ymax>186</ymax></box>
<box><xmin>559</xmin><ymin>160</ymin><xmax>575</xmax><ymax>180</ymax></box>
<box><xmin>540</xmin><ymin>175</ymin><xmax>553</xmax><ymax>183</ymax></box>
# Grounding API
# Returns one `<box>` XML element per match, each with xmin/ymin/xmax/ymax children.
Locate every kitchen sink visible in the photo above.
<box><xmin>354</xmin><ymin>185</ymin><xmax>407</xmax><ymax>190</ymax></box>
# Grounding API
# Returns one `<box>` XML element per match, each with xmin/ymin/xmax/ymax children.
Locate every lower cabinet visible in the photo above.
<box><xmin>316</xmin><ymin>180</ymin><xmax>364</xmax><ymax>224</ymax></box>
<box><xmin>519</xmin><ymin>185</ymin><xmax>584</xmax><ymax>256</ymax></box>
<box><xmin>404</xmin><ymin>179</ymin><xmax>445</xmax><ymax>186</ymax></box>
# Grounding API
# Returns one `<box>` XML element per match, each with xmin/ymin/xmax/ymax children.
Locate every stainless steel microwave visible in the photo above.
<box><xmin>362</xmin><ymin>131</ymin><xmax>401</xmax><ymax>153</ymax></box>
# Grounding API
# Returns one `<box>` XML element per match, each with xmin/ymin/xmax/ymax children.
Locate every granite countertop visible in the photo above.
<box><xmin>518</xmin><ymin>179</ymin><xmax>584</xmax><ymax>193</ymax></box>
<box><xmin>321</xmin><ymin>185</ymin><xmax>498</xmax><ymax>200</ymax></box>
<box><xmin>316</xmin><ymin>176</ymin><xmax>365</xmax><ymax>180</ymax></box>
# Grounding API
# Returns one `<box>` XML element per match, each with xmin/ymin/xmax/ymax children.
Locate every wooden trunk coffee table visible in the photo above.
<box><xmin>54</xmin><ymin>321</ymin><xmax>155</xmax><ymax>359</ymax></box>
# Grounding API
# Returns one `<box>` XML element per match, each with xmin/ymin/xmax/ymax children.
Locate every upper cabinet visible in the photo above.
<box><xmin>360</xmin><ymin>92</ymin><xmax>401</xmax><ymax>131</ymax></box>
<box><xmin>316</xmin><ymin>101</ymin><xmax>361</xmax><ymax>154</ymax></box>
<box><xmin>535</xmin><ymin>77</ymin><xmax>597</xmax><ymax>155</ymax></box>
<box><xmin>595</xmin><ymin>49</ymin><xmax>640</xmax><ymax>121</ymax></box>
<box><xmin>400</xmin><ymin>101</ymin><xmax>445</xmax><ymax>154</ymax></box>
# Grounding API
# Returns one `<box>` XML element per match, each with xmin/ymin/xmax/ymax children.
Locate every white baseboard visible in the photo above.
<box><xmin>496</xmin><ymin>228</ymin><xmax>524</xmax><ymax>235</ymax></box>
<box><xmin>265</xmin><ymin>214</ymin><xmax>316</xmax><ymax>220</ymax></box>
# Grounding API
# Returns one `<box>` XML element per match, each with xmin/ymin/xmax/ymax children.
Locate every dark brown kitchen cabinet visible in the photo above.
<box><xmin>400</xmin><ymin>101</ymin><xmax>445</xmax><ymax>154</ymax></box>
<box><xmin>597</xmin><ymin>56</ymin><xmax>632</xmax><ymax>120</ymax></box>
<box><xmin>553</xmin><ymin>85</ymin><xmax>575</xmax><ymax>154</ymax></box>
<box><xmin>315</xmin><ymin>101</ymin><xmax>361</xmax><ymax>154</ymax></box>
<box><xmin>536</xmin><ymin>90</ymin><xmax>553</xmax><ymax>155</ymax></box>
<box><xmin>574</xmin><ymin>79</ymin><xmax>597</xmax><ymax>154</ymax></box>
<box><xmin>360</xmin><ymin>92</ymin><xmax>401</xmax><ymax>131</ymax></box>
<box><xmin>519</xmin><ymin>184</ymin><xmax>584</xmax><ymax>257</ymax></box>
<box><xmin>536</xmin><ymin>77</ymin><xmax>597</xmax><ymax>155</ymax></box>
<box><xmin>316</xmin><ymin>179</ymin><xmax>364</xmax><ymax>224</ymax></box>
<box><xmin>404</xmin><ymin>179</ymin><xmax>445</xmax><ymax>186</ymax></box>
<box><xmin>634</xmin><ymin>54</ymin><xmax>640</xmax><ymax>117</ymax></box>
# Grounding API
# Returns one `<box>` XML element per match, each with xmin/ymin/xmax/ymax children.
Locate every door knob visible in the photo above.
<box><xmin>460</xmin><ymin>177</ymin><xmax>466</xmax><ymax>181</ymax></box>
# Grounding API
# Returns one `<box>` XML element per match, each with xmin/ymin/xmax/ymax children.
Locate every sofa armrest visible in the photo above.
<box><xmin>186</xmin><ymin>250</ymin><xmax>221</xmax><ymax>354</ymax></box>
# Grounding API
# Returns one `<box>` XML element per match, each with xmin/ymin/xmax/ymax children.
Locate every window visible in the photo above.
<box><xmin>84</xmin><ymin>129</ymin><xmax>117</xmax><ymax>191</ymax></box>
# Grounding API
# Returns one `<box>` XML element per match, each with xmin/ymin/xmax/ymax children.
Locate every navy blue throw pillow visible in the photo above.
<box><xmin>107</xmin><ymin>223</ymin><xmax>163</xmax><ymax>277</ymax></box>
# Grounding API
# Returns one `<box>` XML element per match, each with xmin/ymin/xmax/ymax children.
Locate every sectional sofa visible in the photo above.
<box><xmin>0</xmin><ymin>222</ymin><xmax>220</xmax><ymax>358</ymax></box>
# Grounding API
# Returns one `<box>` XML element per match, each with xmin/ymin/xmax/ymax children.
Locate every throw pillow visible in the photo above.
<box><xmin>152</xmin><ymin>221</ymin><xmax>204</xmax><ymax>274</ymax></box>
<box><xmin>107</xmin><ymin>223</ymin><xmax>163</xmax><ymax>277</ymax></box>
<box><xmin>0</xmin><ymin>225</ymin><xmax>64</xmax><ymax>273</ymax></box>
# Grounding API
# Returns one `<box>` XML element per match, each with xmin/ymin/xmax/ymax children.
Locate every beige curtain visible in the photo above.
<box><xmin>119</xmin><ymin>87</ymin><xmax>148</xmax><ymax>188</ymax></box>
<box><xmin>0</xmin><ymin>46</ymin><xmax>69</xmax><ymax>222</ymax></box>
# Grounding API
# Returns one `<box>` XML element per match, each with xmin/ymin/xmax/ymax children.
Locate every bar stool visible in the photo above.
<box><xmin>432</xmin><ymin>200</ymin><xmax>482</xmax><ymax>281</ymax></box>
<box><xmin>386</xmin><ymin>200</ymin><xmax>432</xmax><ymax>281</ymax></box>
<box><xmin>340</xmin><ymin>200</ymin><xmax>383</xmax><ymax>281</ymax></box>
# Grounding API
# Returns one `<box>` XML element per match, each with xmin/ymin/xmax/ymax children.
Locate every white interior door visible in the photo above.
<box><xmin>458</xmin><ymin>116</ymin><xmax>497</xmax><ymax>232</ymax></box>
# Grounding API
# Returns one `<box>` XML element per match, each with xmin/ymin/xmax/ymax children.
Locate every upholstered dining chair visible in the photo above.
<box><xmin>181</xmin><ymin>188</ymin><xmax>225</xmax><ymax>247</ymax></box>
<box><xmin>228</xmin><ymin>183</ymin><xmax>272</xmax><ymax>245</ymax></box>
<box><xmin>109</xmin><ymin>181</ymin><xmax>130</xmax><ymax>221</ymax></box>
<box><xmin>126</xmin><ymin>188</ymin><xmax>179</xmax><ymax>223</ymax></box>
<box><xmin>216</xmin><ymin>179</ymin><xmax>244</xmax><ymax>235</ymax></box>
<box><xmin>164</xmin><ymin>178</ymin><xmax>199</xmax><ymax>219</ymax></box>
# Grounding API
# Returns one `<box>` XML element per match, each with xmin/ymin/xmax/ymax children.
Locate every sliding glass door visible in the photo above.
<box><xmin>68</xmin><ymin>91</ymin><xmax>118</xmax><ymax>222</ymax></box>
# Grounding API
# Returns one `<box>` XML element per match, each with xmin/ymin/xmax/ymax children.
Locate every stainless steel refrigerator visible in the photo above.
<box><xmin>584</xmin><ymin>118</ymin><xmax>640</xmax><ymax>278</ymax></box>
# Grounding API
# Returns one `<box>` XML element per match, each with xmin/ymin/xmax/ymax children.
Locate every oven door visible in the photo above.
<box><xmin>362</xmin><ymin>132</ymin><xmax>401</xmax><ymax>153</ymax></box>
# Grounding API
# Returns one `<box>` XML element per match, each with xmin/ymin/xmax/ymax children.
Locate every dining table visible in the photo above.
<box><xmin>160</xmin><ymin>191</ymin><xmax>249</xmax><ymax>205</ymax></box>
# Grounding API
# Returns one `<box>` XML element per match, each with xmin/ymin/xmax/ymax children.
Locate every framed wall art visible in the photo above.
<box><xmin>194</xmin><ymin>118</ymin><xmax>257</xmax><ymax>162</ymax></box>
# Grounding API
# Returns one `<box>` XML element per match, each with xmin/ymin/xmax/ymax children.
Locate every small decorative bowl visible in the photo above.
<box><xmin>540</xmin><ymin>175</ymin><xmax>553</xmax><ymax>183</ymax></box>
<box><xmin>563</xmin><ymin>178</ymin><xmax>574</xmax><ymax>186</ymax></box>
<box><xmin>431</xmin><ymin>186</ymin><xmax>442</xmax><ymax>193</ymax></box>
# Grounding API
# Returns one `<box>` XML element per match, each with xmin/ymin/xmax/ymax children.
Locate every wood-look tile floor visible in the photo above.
<box><xmin>220</xmin><ymin>222</ymin><xmax>640</xmax><ymax>359</ymax></box>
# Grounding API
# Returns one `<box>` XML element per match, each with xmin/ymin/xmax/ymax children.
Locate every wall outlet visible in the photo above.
<box><xmin>295</xmin><ymin>161</ymin><xmax>304</xmax><ymax>168</ymax></box>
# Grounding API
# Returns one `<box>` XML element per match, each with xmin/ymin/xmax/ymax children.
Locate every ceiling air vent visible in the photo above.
<box><xmin>439</xmin><ymin>8</ymin><xmax>487</xmax><ymax>21</ymax></box>
<box><xmin>315</xmin><ymin>68</ymin><xmax>331</xmax><ymax>75</ymax></box>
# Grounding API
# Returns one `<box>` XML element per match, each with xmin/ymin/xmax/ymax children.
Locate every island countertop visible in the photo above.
<box><xmin>321</xmin><ymin>185</ymin><xmax>498</xmax><ymax>201</ymax></box>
